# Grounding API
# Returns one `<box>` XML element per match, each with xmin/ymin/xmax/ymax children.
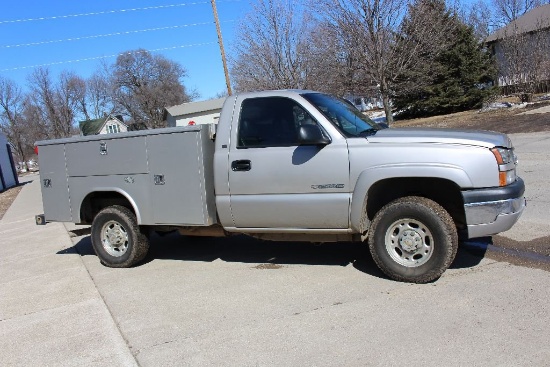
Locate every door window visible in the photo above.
<box><xmin>237</xmin><ymin>97</ymin><xmax>319</xmax><ymax>148</ymax></box>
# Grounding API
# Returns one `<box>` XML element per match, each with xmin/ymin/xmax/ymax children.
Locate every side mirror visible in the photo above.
<box><xmin>298</xmin><ymin>125</ymin><xmax>331</xmax><ymax>146</ymax></box>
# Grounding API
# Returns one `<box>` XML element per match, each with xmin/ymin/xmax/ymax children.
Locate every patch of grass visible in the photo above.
<box><xmin>393</xmin><ymin>101</ymin><xmax>550</xmax><ymax>134</ymax></box>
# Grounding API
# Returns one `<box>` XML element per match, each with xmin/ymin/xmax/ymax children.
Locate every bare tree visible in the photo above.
<box><xmin>85</xmin><ymin>71</ymin><xmax>115</xmax><ymax>120</ymax></box>
<box><xmin>0</xmin><ymin>77</ymin><xmax>27</xmax><ymax>170</ymax></box>
<box><xmin>230</xmin><ymin>0</ymin><xmax>370</xmax><ymax>98</ymax></box>
<box><xmin>58</xmin><ymin>71</ymin><xmax>85</xmax><ymax>131</ymax></box>
<box><xmin>70</xmin><ymin>64</ymin><xmax>117</xmax><ymax>123</ymax></box>
<box><xmin>28</xmin><ymin>68</ymin><xmax>57</xmax><ymax>138</ymax></box>
<box><xmin>230</xmin><ymin>0</ymin><xmax>316</xmax><ymax>92</ymax></box>
<box><xmin>464</xmin><ymin>0</ymin><xmax>549</xmax><ymax>39</ymax></box>
<box><xmin>491</xmin><ymin>0</ymin><xmax>545</xmax><ymax>27</ymax></box>
<box><xmin>304</xmin><ymin>21</ymin><xmax>370</xmax><ymax>96</ymax></box>
<box><xmin>68</xmin><ymin>61</ymin><xmax>119</xmax><ymax>122</ymax></box>
<box><xmin>0</xmin><ymin>77</ymin><xmax>46</xmax><ymax>170</ymax></box>
<box><xmin>467</xmin><ymin>0</ymin><xmax>495</xmax><ymax>40</ymax></box>
<box><xmin>27</xmin><ymin>68</ymin><xmax>79</xmax><ymax>138</ymax></box>
<box><xmin>20</xmin><ymin>96</ymin><xmax>49</xmax><ymax>145</ymax></box>
<box><xmin>52</xmin><ymin>73</ymin><xmax>87</xmax><ymax>124</ymax></box>
<box><xmin>111</xmin><ymin>49</ymin><xmax>191</xmax><ymax>129</ymax></box>
<box><xmin>318</xmin><ymin>0</ymin><xmax>453</xmax><ymax>123</ymax></box>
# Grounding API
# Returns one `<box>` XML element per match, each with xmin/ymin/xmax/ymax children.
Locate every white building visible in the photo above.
<box><xmin>164</xmin><ymin>98</ymin><xmax>226</xmax><ymax>127</ymax></box>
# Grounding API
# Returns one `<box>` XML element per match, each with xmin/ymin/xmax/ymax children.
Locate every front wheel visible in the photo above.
<box><xmin>368</xmin><ymin>196</ymin><xmax>458</xmax><ymax>283</ymax></box>
<box><xmin>91</xmin><ymin>205</ymin><xmax>150</xmax><ymax>267</ymax></box>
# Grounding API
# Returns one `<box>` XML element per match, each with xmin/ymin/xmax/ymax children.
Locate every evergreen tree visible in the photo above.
<box><xmin>392</xmin><ymin>0</ymin><xmax>452</xmax><ymax>98</ymax></box>
<box><xmin>393</xmin><ymin>5</ymin><xmax>497</xmax><ymax>118</ymax></box>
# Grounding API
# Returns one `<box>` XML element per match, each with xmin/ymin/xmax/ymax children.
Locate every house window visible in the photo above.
<box><xmin>107</xmin><ymin>123</ymin><xmax>120</xmax><ymax>134</ymax></box>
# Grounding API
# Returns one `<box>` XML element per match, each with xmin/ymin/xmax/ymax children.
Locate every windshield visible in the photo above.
<box><xmin>301</xmin><ymin>93</ymin><xmax>380</xmax><ymax>137</ymax></box>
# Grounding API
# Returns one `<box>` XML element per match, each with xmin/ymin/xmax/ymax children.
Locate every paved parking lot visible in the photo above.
<box><xmin>1</xmin><ymin>132</ymin><xmax>549</xmax><ymax>366</ymax></box>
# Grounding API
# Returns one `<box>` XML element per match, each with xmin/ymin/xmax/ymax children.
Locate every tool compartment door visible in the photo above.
<box><xmin>65</xmin><ymin>137</ymin><xmax>148</xmax><ymax>177</ymax></box>
<box><xmin>146</xmin><ymin>130</ymin><xmax>216</xmax><ymax>225</ymax></box>
<box><xmin>38</xmin><ymin>143</ymin><xmax>72</xmax><ymax>222</ymax></box>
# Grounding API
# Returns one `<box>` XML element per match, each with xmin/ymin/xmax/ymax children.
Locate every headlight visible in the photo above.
<box><xmin>491</xmin><ymin>147</ymin><xmax>516</xmax><ymax>165</ymax></box>
<box><xmin>491</xmin><ymin>147</ymin><xmax>517</xmax><ymax>186</ymax></box>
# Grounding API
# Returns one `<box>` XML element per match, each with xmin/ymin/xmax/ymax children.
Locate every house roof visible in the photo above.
<box><xmin>164</xmin><ymin>98</ymin><xmax>226</xmax><ymax>119</ymax></box>
<box><xmin>79</xmin><ymin>118</ymin><xmax>105</xmax><ymax>136</ymax></box>
<box><xmin>486</xmin><ymin>4</ymin><xmax>550</xmax><ymax>43</ymax></box>
<box><xmin>79</xmin><ymin>115</ymin><xmax>127</xmax><ymax>136</ymax></box>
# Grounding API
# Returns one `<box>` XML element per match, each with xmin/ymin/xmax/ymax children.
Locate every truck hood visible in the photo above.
<box><xmin>366</xmin><ymin>128</ymin><xmax>511</xmax><ymax>148</ymax></box>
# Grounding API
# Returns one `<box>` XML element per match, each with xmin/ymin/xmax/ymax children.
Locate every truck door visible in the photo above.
<box><xmin>227</xmin><ymin>96</ymin><xmax>350</xmax><ymax>229</ymax></box>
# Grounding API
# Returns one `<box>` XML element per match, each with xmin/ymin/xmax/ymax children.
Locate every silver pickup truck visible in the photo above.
<box><xmin>36</xmin><ymin>90</ymin><xmax>525</xmax><ymax>283</ymax></box>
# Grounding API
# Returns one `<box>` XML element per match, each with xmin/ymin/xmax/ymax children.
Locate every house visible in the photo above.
<box><xmin>0</xmin><ymin>132</ymin><xmax>19</xmax><ymax>192</ymax></box>
<box><xmin>486</xmin><ymin>5</ymin><xmax>550</xmax><ymax>92</ymax></box>
<box><xmin>486</xmin><ymin>5</ymin><xmax>550</xmax><ymax>43</ymax></box>
<box><xmin>163</xmin><ymin>98</ymin><xmax>226</xmax><ymax>127</ymax></box>
<box><xmin>79</xmin><ymin>114</ymin><xmax>128</xmax><ymax>136</ymax></box>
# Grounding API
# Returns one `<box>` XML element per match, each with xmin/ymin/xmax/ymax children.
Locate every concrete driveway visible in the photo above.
<box><xmin>1</xmin><ymin>132</ymin><xmax>549</xmax><ymax>366</ymax></box>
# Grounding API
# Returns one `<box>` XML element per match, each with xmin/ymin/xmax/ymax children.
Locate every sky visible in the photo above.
<box><xmin>0</xmin><ymin>0</ymin><xmax>251</xmax><ymax>100</ymax></box>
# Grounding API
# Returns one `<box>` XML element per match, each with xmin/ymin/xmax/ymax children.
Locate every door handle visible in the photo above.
<box><xmin>231</xmin><ymin>160</ymin><xmax>251</xmax><ymax>171</ymax></box>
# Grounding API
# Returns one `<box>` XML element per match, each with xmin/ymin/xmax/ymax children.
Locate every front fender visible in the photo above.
<box><xmin>349</xmin><ymin>164</ymin><xmax>473</xmax><ymax>233</ymax></box>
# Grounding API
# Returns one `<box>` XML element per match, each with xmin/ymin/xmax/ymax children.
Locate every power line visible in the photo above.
<box><xmin>0</xmin><ymin>43</ymin><xmax>217</xmax><ymax>72</ymax></box>
<box><xmin>1</xmin><ymin>20</ymin><xmax>235</xmax><ymax>49</ymax></box>
<box><xmin>0</xmin><ymin>2</ymin><xmax>210</xmax><ymax>25</ymax></box>
<box><xmin>0</xmin><ymin>0</ymin><xmax>242</xmax><ymax>25</ymax></box>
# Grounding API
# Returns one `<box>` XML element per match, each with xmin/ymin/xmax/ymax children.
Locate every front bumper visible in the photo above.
<box><xmin>462</xmin><ymin>178</ymin><xmax>526</xmax><ymax>239</ymax></box>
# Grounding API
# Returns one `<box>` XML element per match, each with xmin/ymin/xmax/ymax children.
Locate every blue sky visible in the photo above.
<box><xmin>0</xmin><ymin>0</ymin><xmax>250</xmax><ymax>100</ymax></box>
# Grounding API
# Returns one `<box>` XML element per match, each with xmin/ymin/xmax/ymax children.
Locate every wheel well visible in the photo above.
<box><xmin>80</xmin><ymin>192</ymin><xmax>135</xmax><ymax>224</ymax></box>
<box><xmin>366</xmin><ymin>178</ymin><xmax>466</xmax><ymax>230</ymax></box>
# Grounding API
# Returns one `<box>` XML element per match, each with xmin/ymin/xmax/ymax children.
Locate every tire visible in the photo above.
<box><xmin>91</xmin><ymin>205</ymin><xmax>150</xmax><ymax>268</ymax></box>
<box><xmin>368</xmin><ymin>196</ymin><xmax>458</xmax><ymax>283</ymax></box>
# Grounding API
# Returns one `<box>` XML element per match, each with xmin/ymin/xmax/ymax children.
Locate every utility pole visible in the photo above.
<box><xmin>211</xmin><ymin>0</ymin><xmax>232</xmax><ymax>96</ymax></box>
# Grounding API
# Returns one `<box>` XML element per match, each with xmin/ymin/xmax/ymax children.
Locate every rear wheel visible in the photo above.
<box><xmin>368</xmin><ymin>196</ymin><xmax>458</xmax><ymax>283</ymax></box>
<box><xmin>91</xmin><ymin>205</ymin><xmax>149</xmax><ymax>267</ymax></box>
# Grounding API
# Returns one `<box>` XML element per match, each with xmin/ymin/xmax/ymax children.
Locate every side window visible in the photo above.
<box><xmin>237</xmin><ymin>97</ymin><xmax>318</xmax><ymax>148</ymax></box>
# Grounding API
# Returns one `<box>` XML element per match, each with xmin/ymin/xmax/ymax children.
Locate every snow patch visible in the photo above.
<box><xmin>366</xmin><ymin>111</ymin><xmax>388</xmax><ymax>123</ymax></box>
<box><xmin>481</xmin><ymin>102</ymin><xmax>527</xmax><ymax>112</ymax></box>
